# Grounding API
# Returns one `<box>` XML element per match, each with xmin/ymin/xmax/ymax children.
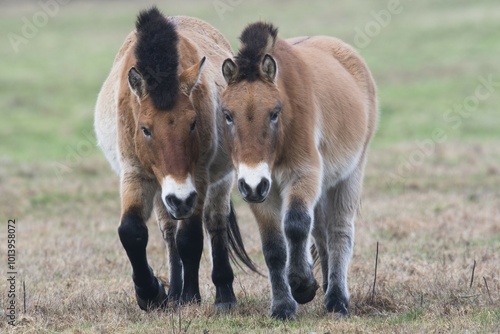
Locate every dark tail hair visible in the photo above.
<box><xmin>226</xmin><ymin>201</ymin><xmax>262</xmax><ymax>276</ymax></box>
<box><xmin>311</xmin><ymin>243</ymin><xmax>320</xmax><ymax>268</ymax></box>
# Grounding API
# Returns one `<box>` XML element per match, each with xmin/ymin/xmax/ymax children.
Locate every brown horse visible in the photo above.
<box><xmin>94</xmin><ymin>7</ymin><xmax>257</xmax><ymax>311</ymax></box>
<box><xmin>220</xmin><ymin>22</ymin><xmax>377</xmax><ymax>319</ymax></box>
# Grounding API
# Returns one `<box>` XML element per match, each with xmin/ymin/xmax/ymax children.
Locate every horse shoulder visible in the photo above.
<box><xmin>95</xmin><ymin>32</ymin><xmax>137</xmax><ymax>175</ymax></box>
<box><xmin>115</xmin><ymin>40</ymin><xmax>143</xmax><ymax>173</ymax></box>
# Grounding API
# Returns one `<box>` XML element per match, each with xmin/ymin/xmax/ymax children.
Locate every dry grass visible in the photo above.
<box><xmin>0</xmin><ymin>142</ymin><xmax>499</xmax><ymax>333</ymax></box>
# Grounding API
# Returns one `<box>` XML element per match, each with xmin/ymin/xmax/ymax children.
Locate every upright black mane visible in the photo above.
<box><xmin>134</xmin><ymin>7</ymin><xmax>179</xmax><ymax>110</ymax></box>
<box><xmin>235</xmin><ymin>22</ymin><xmax>278</xmax><ymax>81</ymax></box>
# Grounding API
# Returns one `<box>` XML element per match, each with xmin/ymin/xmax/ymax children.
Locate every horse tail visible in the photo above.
<box><xmin>227</xmin><ymin>201</ymin><xmax>263</xmax><ymax>276</ymax></box>
<box><xmin>310</xmin><ymin>243</ymin><xmax>320</xmax><ymax>268</ymax></box>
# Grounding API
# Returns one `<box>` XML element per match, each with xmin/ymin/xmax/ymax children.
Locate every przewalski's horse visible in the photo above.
<box><xmin>94</xmin><ymin>7</ymin><xmax>257</xmax><ymax>311</ymax></box>
<box><xmin>220</xmin><ymin>22</ymin><xmax>377</xmax><ymax>319</ymax></box>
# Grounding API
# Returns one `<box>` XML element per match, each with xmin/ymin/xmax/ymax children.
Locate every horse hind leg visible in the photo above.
<box><xmin>312</xmin><ymin>194</ymin><xmax>330</xmax><ymax>293</ymax></box>
<box><xmin>154</xmin><ymin>194</ymin><xmax>182</xmax><ymax>303</ymax></box>
<box><xmin>324</xmin><ymin>167</ymin><xmax>363</xmax><ymax>316</ymax></box>
<box><xmin>118</xmin><ymin>173</ymin><xmax>167</xmax><ymax>310</ymax></box>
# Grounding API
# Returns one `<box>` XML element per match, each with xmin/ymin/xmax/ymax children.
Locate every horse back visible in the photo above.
<box><xmin>291</xmin><ymin>36</ymin><xmax>377</xmax><ymax>142</ymax></box>
<box><xmin>286</xmin><ymin>36</ymin><xmax>378</xmax><ymax>184</ymax></box>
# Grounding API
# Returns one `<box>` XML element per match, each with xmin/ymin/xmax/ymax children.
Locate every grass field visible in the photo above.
<box><xmin>1</xmin><ymin>0</ymin><xmax>499</xmax><ymax>332</ymax></box>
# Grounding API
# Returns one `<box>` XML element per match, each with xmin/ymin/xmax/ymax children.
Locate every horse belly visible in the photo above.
<box><xmin>320</xmin><ymin>146</ymin><xmax>363</xmax><ymax>188</ymax></box>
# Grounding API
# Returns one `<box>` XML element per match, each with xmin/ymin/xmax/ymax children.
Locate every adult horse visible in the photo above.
<box><xmin>94</xmin><ymin>7</ymin><xmax>257</xmax><ymax>311</ymax></box>
<box><xmin>220</xmin><ymin>22</ymin><xmax>377</xmax><ymax>319</ymax></box>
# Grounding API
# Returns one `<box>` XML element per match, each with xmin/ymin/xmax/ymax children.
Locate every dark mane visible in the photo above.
<box><xmin>235</xmin><ymin>22</ymin><xmax>278</xmax><ymax>82</ymax></box>
<box><xmin>134</xmin><ymin>6</ymin><xmax>179</xmax><ymax>110</ymax></box>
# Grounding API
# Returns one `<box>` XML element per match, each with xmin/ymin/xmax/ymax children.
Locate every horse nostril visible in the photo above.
<box><xmin>185</xmin><ymin>192</ymin><xmax>198</xmax><ymax>208</ymax></box>
<box><xmin>238</xmin><ymin>179</ymin><xmax>251</xmax><ymax>198</ymax></box>
<box><xmin>257</xmin><ymin>178</ymin><xmax>270</xmax><ymax>197</ymax></box>
<box><xmin>165</xmin><ymin>195</ymin><xmax>181</xmax><ymax>209</ymax></box>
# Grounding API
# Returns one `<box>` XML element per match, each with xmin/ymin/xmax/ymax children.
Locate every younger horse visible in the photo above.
<box><xmin>94</xmin><ymin>7</ymin><xmax>257</xmax><ymax>311</ymax></box>
<box><xmin>221</xmin><ymin>22</ymin><xmax>378</xmax><ymax>319</ymax></box>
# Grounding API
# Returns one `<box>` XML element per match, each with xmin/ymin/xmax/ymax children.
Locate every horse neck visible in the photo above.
<box><xmin>178</xmin><ymin>35</ymin><xmax>226</xmax><ymax>171</ymax></box>
<box><xmin>273</xmin><ymin>41</ymin><xmax>316</xmax><ymax>169</ymax></box>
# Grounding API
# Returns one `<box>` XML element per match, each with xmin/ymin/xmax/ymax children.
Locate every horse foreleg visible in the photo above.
<box><xmin>154</xmin><ymin>194</ymin><xmax>182</xmax><ymax>303</ymax></box>
<box><xmin>204</xmin><ymin>173</ymin><xmax>237</xmax><ymax>310</ymax></box>
<box><xmin>251</xmin><ymin>188</ymin><xmax>297</xmax><ymax>320</ymax></box>
<box><xmin>176</xmin><ymin>214</ymin><xmax>203</xmax><ymax>304</ymax></box>
<box><xmin>324</xmin><ymin>167</ymin><xmax>363</xmax><ymax>316</ymax></box>
<box><xmin>118</xmin><ymin>173</ymin><xmax>167</xmax><ymax>310</ymax></box>
<box><xmin>282</xmin><ymin>171</ymin><xmax>321</xmax><ymax>306</ymax></box>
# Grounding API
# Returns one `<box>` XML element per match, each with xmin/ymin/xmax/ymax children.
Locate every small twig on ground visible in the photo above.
<box><xmin>238</xmin><ymin>276</ymin><xmax>248</xmax><ymax>300</ymax></box>
<box><xmin>371</xmin><ymin>241</ymin><xmax>379</xmax><ymax>300</ymax></box>
<box><xmin>170</xmin><ymin>305</ymin><xmax>176</xmax><ymax>334</ymax></box>
<box><xmin>483</xmin><ymin>277</ymin><xmax>493</xmax><ymax>304</ymax></box>
<box><xmin>178</xmin><ymin>303</ymin><xmax>182</xmax><ymax>333</ymax></box>
<box><xmin>469</xmin><ymin>259</ymin><xmax>476</xmax><ymax>288</ymax></box>
<box><xmin>23</xmin><ymin>280</ymin><xmax>27</xmax><ymax>314</ymax></box>
<box><xmin>183</xmin><ymin>317</ymin><xmax>193</xmax><ymax>333</ymax></box>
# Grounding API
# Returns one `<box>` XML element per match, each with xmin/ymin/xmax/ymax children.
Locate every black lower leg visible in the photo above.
<box><xmin>210</xmin><ymin>228</ymin><xmax>236</xmax><ymax>309</ymax></box>
<box><xmin>284</xmin><ymin>201</ymin><xmax>318</xmax><ymax>304</ymax></box>
<box><xmin>262</xmin><ymin>232</ymin><xmax>297</xmax><ymax>320</ymax></box>
<box><xmin>118</xmin><ymin>208</ymin><xmax>166</xmax><ymax>310</ymax></box>
<box><xmin>166</xmin><ymin>233</ymin><xmax>183</xmax><ymax>302</ymax></box>
<box><xmin>176</xmin><ymin>215</ymin><xmax>203</xmax><ymax>304</ymax></box>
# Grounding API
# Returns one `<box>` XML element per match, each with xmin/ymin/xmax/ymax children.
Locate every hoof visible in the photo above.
<box><xmin>288</xmin><ymin>272</ymin><xmax>319</xmax><ymax>304</ymax></box>
<box><xmin>215</xmin><ymin>301</ymin><xmax>237</xmax><ymax>312</ymax></box>
<box><xmin>135</xmin><ymin>278</ymin><xmax>168</xmax><ymax>311</ymax></box>
<box><xmin>167</xmin><ymin>288</ymin><xmax>181</xmax><ymax>303</ymax></box>
<box><xmin>325</xmin><ymin>286</ymin><xmax>349</xmax><ymax>316</ymax></box>
<box><xmin>271</xmin><ymin>298</ymin><xmax>298</xmax><ymax>320</ymax></box>
<box><xmin>215</xmin><ymin>285</ymin><xmax>237</xmax><ymax>312</ymax></box>
<box><xmin>289</xmin><ymin>275</ymin><xmax>319</xmax><ymax>304</ymax></box>
<box><xmin>180</xmin><ymin>291</ymin><xmax>201</xmax><ymax>305</ymax></box>
<box><xmin>326</xmin><ymin>300</ymin><xmax>348</xmax><ymax>317</ymax></box>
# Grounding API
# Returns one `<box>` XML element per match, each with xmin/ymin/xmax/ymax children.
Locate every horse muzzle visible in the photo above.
<box><xmin>164</xmin><ymin>192</ymin><xmax>198</xmax><ymax>220</ymax></box>
<box><xmin>238</xmin><ymin>177</ymin><xmax>270</xmax><ymax>203</ymax></box>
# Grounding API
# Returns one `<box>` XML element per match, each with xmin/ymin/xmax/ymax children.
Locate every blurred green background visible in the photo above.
<box><xmin>1</xmin><ymin>0</ymin><xmax>498</xmax><ymax>162</ymax></box>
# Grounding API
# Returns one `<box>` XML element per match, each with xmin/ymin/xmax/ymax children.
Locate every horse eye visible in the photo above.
<box><xmin>190</xmin><ymin>120</ymin><xmax>196</xmax><ymax>132</ymax></box>
<box><xmin>224</xmin><ymin>112</ymin><xmax>233</xmax><ymax>125</ymax></box>
<box><xmin>141</xmin><ymin>126</ymin><xmax>152</xmax><ymax>137</ymax></box>
<box><xmin>270</xmin><ymin>111</ymin><xmax>279</xmax><ymax>123</ymax></box>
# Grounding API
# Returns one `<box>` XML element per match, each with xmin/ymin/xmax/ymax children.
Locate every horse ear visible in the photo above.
<box><xmin>128</xmin><ymin>67</ymin><xmax>146</xmax><ymax>99</ymax></box>
<box><xmin>261</xmin><ymin>54</ymin><xmax>277</xmax><ymax>83</ymax></box>
<box><xmin>222</xmin><ymin>58</ymin><xmax>238</xmax><ymax>84</ymax></box>
<box><xmin>180</xmin><ymin>56</ymin><xmax>206</xmax><ymax>96</ymax></box>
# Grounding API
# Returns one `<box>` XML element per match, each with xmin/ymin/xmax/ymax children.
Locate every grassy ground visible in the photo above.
<box><xmin>1</xmin><ymin>0</ymin><xmax>499</xmax><ymax>332</ymax></box>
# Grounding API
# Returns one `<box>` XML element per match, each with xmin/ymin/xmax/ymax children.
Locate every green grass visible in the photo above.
<box><xmin>1</xmin><ymin>0</ymin><xmax>499</xmax><ymax>161</ymax></box>
<box><xmin>1</xmin><ymin>1</ymin><xmax>500</xmax><ymax>333</ymax></box>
